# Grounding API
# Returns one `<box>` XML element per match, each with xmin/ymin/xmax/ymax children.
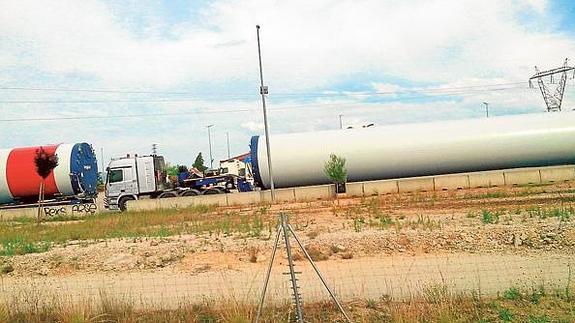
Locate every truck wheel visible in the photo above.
<box><xmin>202</xmin><ymin>188</ymin><xmax>222</xmax><ymax>195</ymax></box>
<box><xmin>118</xmin><ymin>196</ymin><xmax>135</xmax><ymax>212</ymax></box>
<box><xmin>181</xmin><ymin>189</ymin><xmax>200</xmax><ymax>197</ymax></box>
<box><xmin>159</xmin><ymin>192</ymin><xmax>178</xmax><ymax>198</ymax></box>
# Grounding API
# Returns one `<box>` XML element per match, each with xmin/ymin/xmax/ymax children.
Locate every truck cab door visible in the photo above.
<box><xmin>106</xmin><ymin>167</ymin><xmax>138</xmax><ymax>198</ymax></box>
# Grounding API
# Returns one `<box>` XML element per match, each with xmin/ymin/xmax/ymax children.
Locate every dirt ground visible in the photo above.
<box><xmin>1</xmin><ymin>183</ymin><xmax>574</xmax><ymax>307</ymax></box>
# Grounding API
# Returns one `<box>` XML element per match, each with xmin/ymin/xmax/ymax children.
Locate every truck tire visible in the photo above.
<box><xmin>118</xmin><ymin>196</ymin><xmax>135</xmax><ymax>212</ymax></box>
<box><xmin>158</xmin><ymin>192</ymin><xmax>178</xmax><ymax>198</ymax></box>
<box><xmin>202</xmin><ymin>188</ymin><xmax>222</xmax><ymax>195</ymax></box>
<box><xmin>180</xmin><ymin>189</ymin><xmax>200</xmax><ymax>197</ymax></box>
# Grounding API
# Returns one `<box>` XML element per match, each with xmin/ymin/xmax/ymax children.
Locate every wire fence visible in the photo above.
<box><xmin>1</xmin><ymin>248</ymin><xmax>572</xmax><ymax>310</ymax></box>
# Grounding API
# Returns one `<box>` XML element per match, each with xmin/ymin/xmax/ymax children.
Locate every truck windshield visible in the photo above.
<box><xmin>108</xmin><ymin>169</ymin><xmax>123</xmax><ymax>183</ymax></box>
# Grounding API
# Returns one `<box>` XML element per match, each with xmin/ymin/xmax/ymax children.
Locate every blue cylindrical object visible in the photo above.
<box><xmin>0</xmin><ymin>142</ymin><xmax>98</xmax><ymax>204</ymax></box>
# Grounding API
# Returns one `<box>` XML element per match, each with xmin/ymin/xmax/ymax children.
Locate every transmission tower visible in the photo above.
<box><xmin>152</xmin><ymin>143</ymin><xmax>158</xmax><ymax>155</ymax></box>
<box><xmin>529</xmin><ymin>58</ymin><xmax>575</xmax><ymax>112</ymax></box>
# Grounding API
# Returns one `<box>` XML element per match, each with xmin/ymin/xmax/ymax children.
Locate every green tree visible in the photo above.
<box><xmin>165</xmin><ymin>163</ymin><xmax>179</xmax><ymax>177</ymax></box>
<box><xmin>324</xmin><ymin>154</ymin><xmax>347</xmax><ymax>184</ymax></box>
<box><xmin>192</xmin><ymin>152</ymin><xmax>208</xmax><ymax>173</ymax></box>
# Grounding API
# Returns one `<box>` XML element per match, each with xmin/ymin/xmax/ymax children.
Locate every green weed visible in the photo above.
<box><xmin>498</xmin><ymin>307</ymin><xmax>513</xmax><ymax>322</ymax></box>
<box><xmin>481</xmin><ymin>210</ymin><xmax>500</xmax><ymax>224</ymax></box>
<box><xmin>503</xmin><ymin>287</ymin><xmax>522</xmax><ymax>300</ymax></box>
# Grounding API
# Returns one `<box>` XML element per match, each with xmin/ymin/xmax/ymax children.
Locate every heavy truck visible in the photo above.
<box><xmin>104</xmin><ymin>154</ymin><xmax>254</xmax><ymax>211</ymax></box>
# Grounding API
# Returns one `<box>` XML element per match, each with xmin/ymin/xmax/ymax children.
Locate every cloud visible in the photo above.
<box><xmin>240</xmin><ymin>121</ymin><xmax>264</xmax><ymax>132</ymax></box>
<box><xmin>1</xmin><ymin>0</ymin><xmax>573</xmax><ymax>90</ymax></box>
<box><xmin>1</xmin><ymin>0</ymin><xmax>574</xmax><ymax>165</ymax></box>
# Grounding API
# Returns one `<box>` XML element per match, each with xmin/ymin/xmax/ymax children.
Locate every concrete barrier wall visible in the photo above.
<box><xmin>260</xmin><ymin>188</ymin><xmax>296</xmax><ymax>203</ymax></box>
<box><xmin>468</xmin><ymin>171</ymin><xmax>505</xmax><ymax>188</ymax></box>
<box><xmin>294</xmin><ymin>185</ymin><xmax>335</xmax><ymax>201</ymax></box>
<box><xmin>503</xmin><ymin>169</ymin><xmax>541</xmax><ymax>186</ymax></box>
<box><xmin>398</xmin><ymin>177</ymin><xmax>435</xmax><ymax>193</ymax></box>
<box><xmin>118</xmin><ymin>164</ymin><xmax>575</xmax><ymax>213</ymax></box>
<box><xmin>226</xmin><ymin>191</ymin><xmax>261</xmax><ymax>206</ymax></box>
<box><xmin>539</xmin><ymin>166</ymin><xmax>575</xmax><ymax>183</ymax></box>
<box><xmin>0</xmin><ymin>200</ymin><xmax>104</xmax><ymax>221</ymax></box>
<box><xmin>434</xmin><ymin>174</ymin><xmax>470</xmax><ymax>190</ymax></box>
<box><xmin>362</xmin><ymin>180</ymin><xmax>399</xmax><ymax>196</ymax></box>
<box><xmin>345</xmin><ymin>182</ymin><xmax>365</xmax><ymax>197</ymax></box>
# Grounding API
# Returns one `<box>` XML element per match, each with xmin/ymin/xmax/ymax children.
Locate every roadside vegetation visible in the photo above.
<box><xmin>0</xmin><ymin>205</ymin><xmax>274</xmax><ymax>256</ymax></box>
<box><xmin>1</xmin><ymin>285</ymin><xmax>573</xmax><ymax>322</ymax></box>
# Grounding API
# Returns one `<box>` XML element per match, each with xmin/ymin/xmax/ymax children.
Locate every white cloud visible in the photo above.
<box><xmin>1</xmin><ymin>0</ymin><xmax>573</xmax><ymax>90</ymax></box>
<box><xmin>240</xmin><ymin>121</ymin><xmax>264</xmax><ymax>132</ymax></box>
<box><xmin>0</xmin><ymin>0</ymin><xmax>574</xmax><ymax>164</ymax></box>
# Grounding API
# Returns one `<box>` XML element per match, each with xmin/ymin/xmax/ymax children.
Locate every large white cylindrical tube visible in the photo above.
<box><xmin>250</xmin><ymin>112</ymin><xmax>575</xmax><ymax>189</ymax></box>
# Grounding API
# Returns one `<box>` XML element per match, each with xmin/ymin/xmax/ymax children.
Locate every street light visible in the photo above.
<box><xmin>256</xmin><ymin>25</ymin><xmax>276</xmax><ymax>201</ymax></box>
<box><xmin>338</xmin><ymin>114</ymin><xmax>344</xmax><ymax>129</ymax></box>
<box><xmin>226</xmin><ymin>131</ymin><xmax>231</xmax><ymax>159</ymax></box>
<box><xmin>483</xmin><ymin>102</ymin><xmax>489</xmax><ymax>118</ymax></box>
<box><xmin>207</xmin><ymin>124</ymin><xmax>214</xmax><ymax>169</ymax></box>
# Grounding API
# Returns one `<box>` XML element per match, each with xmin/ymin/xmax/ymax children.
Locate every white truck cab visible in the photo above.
<box><xmin>104</xmin><ymin>155</ymin><xmax>168</xmax><ymax>211</ymax></box>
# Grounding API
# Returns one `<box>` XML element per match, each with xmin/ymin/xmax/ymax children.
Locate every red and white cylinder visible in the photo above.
<box><xmin>0</xmin><ymin>143</ymin><xmax>97</xmax><ymax>204</ymax></box>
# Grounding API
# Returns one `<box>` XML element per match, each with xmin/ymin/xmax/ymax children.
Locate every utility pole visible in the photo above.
<box><xmin>226</xmin><ymin>132</ymin><xmax>231</xmax><ymax>159</ymax></box>
<box><xmin>256</xmin><ymin>25</ymin><xmax>276</xmax><ymax>201</ymax></box>
<box><xmin>207</xmin><ymin>125</ymin><xmax>214</xmax><ymax>169</ymax></box>
<box><xmin>482</xmin><ymin>102</ymin><xmax>489</xmax><ymax>118</ymax></box>
<box><xmin>100</xmin><ymin>147</ymin><xmax>104</xmax><ymax>174</ymax></box>
<box><xmin>338</xmin><ymin>114</ymin><xmax>344</xmax><ymax>129</ymax></box>
<box><xmin>529</xmin><ymin>58</ymin><xmax>575</xmax><ymax>112</ymax></box>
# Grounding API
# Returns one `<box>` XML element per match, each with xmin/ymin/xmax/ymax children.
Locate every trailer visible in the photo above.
<box><xmin>104</xmin><ymin>154</ymin><xmax>253</xmax><ymax>211</ymax></box>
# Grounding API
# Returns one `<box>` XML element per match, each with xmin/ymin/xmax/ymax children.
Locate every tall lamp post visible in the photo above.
<box><xmin>226</xmin><ymin>132</ymin><xmax>231</xmax><ymax>159</ymax></box>
<box><xmin>207</xmin><ymin>124</ymin><xmax>214</xmax><ymax>169</ymax></box>
<box><xmin>256</xmin><ymin>25</ymin><xmax>276</xmax><ymax>201</ymax></box>
<box><xmin>483</xmin><ymin>102</ymin><xmax>489</xmax><ymax>118</ymax></box>
<box><xmin>338</xmin><ymin>114</ymin><xmax>344</xmax><ymax>129</ymax></box>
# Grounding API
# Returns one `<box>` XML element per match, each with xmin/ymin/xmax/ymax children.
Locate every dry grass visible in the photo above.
<box><xmin>0</xmin><ymin>286</ymin><xmax>573</xmax><ymax>323</ymax></box>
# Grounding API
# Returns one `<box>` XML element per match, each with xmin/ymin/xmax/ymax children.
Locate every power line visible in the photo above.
<box><xmin>0</xmin><ymin>83</ymin><xmax>529</xmax><ymax>104</ymax></box>
<box><xmin>0</xmin><ymin>81</ymin><xmax>525</xmax><ymax>95</ymax></box>
<box><xmin>0</xmin><ymin>86</ymin><xmax>530</xmax><ymax>123</ymax></box>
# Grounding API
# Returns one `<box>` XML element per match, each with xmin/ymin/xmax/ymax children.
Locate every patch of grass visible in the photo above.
<box><xmin>503</xmin><ymin>287</ymin><xmax>522</xmax><ymax>301</ymax></box>
<box><xmin>353</xmin><ymin>217</ymin><xmax>364</xmax><ymax>232</ymax></box>
<box><xmin>466</xmin><ymin>191</ymin><xmax>509</xmax><ymax>199</ymax></box>
<box><xmin>530</xmin><ymin>285</ymin><xmax>546</xmax><ymax>304</ymax></box>
<box><xmin>0</xmin><ymin>237</ymin><xmax>50</xmax><ymax>256</ymax></box>
<box><xmin>481</xmin><ymin>210</ymin><xmax>500</xmax><ymax>224</ymax></box>
<box><xmin>525</xmin><ymin>206</ymin><xmax>574</xmax><ymax>220</ymax></box>
<box><xmin>529</xmin><ymin>314</ymin><xmax>550</xmax><ymax>323</ymax></box>
<box><xmin>410</xmin><ymin>214</ymin><xmax>441</xmax><ymax>231</ymax></box>
<box><xmin>366</xmin><ymin>298</ymin><xmax>378</xmax><ymax>309</ymax></box>
<box><xmin>0</xmin><ymin>205</ymin><xmax>276</xmax><ymax>256</ymax></box>
<box><xmin>498</xmin><ymin>307</ymin><xmax>514</xmax><ymax>322</ymax></box>
<box><xmin>1</xmin><ymin>285</ymin><xmax>574</xmax><ymax>323</ymax></box>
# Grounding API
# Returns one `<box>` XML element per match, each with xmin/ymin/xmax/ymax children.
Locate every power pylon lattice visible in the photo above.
<box><xmin>529</xmin><ymin>58</ymin><xmax>575</xmax><ymax>112</ymax></box>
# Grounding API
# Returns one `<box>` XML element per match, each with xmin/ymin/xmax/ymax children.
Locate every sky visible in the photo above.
<box><xmin>1</xmin><ymin>0</ymin><xmax>575</xmax><ymax>168</ymax></box>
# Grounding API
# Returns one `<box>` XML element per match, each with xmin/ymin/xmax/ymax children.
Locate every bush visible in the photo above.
<box><xmin>324</xmin><ymin>154</ymin><xmax>347</xmax><ymax>184</ymax></box>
